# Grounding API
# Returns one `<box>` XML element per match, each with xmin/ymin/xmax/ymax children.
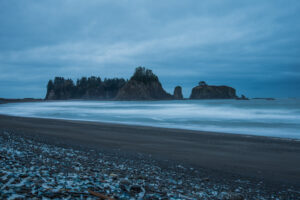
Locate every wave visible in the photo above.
<box><xmin>0</xmin><ymin>99</ymin><xmax>299</xmax><ymax>139</ymax></box>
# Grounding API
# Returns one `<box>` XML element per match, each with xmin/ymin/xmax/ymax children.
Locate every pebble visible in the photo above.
<box><xmin>0</xmin><ymin>131</ymin><xmax>298</xmax><ymax>200</ymax></box>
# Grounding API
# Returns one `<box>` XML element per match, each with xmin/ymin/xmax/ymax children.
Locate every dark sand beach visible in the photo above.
<box><xmin>0</xmin><ymin>114</ymin><xmax>300</xmax><ymax>199</ymax></box>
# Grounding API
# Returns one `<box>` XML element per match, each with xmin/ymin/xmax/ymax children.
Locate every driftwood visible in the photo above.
<box><xmin>44</xmin><ymin>188</ymin><xmax>115</xmax><ymax>199</ymax></box>
<box><xmin>88</xmin><ymin>190</ymin><xmax>116</xmax><ymax>200</ymax></box>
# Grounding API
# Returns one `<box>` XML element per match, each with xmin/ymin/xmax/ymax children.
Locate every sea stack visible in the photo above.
<box><xmin>236</xmin><ymin>94</ymin><xmax>249</xmax><ymax>100</ymax></box>
<box><xmin>45</xmin><ymin>77</ymin><xmax>126</xmax><ymax>100</ymax></box>
<box><xmin>115</xmin><ymin>67</ymin><xmax>173</xmax><ymax>100</ymax></box>
<box><xmin>173</xmin><ymin>86</ymin><xmax>183</xmax><ymax>100</ymax></box>
<box><xmin>190</xmin><ymin>81</ymin><xmax>237</xmax><ymax>99</ymax></box>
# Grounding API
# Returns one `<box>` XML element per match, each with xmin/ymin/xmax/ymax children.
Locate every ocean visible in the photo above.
<box><xmin>1</xmin><ymin>99</ymin><xmax>299</xmax><ymax>139</ymax></box>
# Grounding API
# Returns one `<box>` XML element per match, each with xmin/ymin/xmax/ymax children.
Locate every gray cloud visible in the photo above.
<box><xmin>0</xmin><ymin>0</ymin><xmax>300</xmax><ymax>98</ymax></box>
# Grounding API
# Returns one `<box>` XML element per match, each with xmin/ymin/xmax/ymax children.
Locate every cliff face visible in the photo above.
<box><xmin>173</xmin><ymin>86</ymin><xmax>183</xmax><ymax>100</ymax></box>
<box><xmin>190</xmin><ymin>84</ymin><xmax>237</xmax><ymax>99</ymax></box>
<box><xmin>115</xmin><ymin>67</ymin><xmax>173</xmax><ymax>100</ymax></box>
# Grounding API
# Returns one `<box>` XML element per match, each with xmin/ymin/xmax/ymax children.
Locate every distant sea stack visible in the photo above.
<box><xmin>236</xmin><ymin>95</ymin><xmax>249</xmax><ymax>100</ymax></box>
<box><xmin>115</xmin><ymin>67</ymin><xmax>173</xmax><ymax>100</ymax></box>
<box><xmin>45</xmin><ymin>77</ymin><xmax>126</xmax><ymax>100</ymax></box>
<box><xmin>173</xmin><ymin>86</ymin><xmax>183</xmax><ymax>100</ymax></box>
<box><xmin>190</xmin><ymin>81</ymin><xmax>237</xmax><ymax>99</ymax></box>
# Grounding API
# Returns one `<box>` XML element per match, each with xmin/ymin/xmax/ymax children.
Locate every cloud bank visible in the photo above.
<box><xmin>0</xmin><ymin>0</ymin><xmax>300</xmax><ymax>98</ymax></box>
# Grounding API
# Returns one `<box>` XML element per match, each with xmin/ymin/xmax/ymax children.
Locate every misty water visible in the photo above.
<box><xmin>0</xmin><ymin>99</ymin><xmax>300</xmax><ymax>139</ymax></box>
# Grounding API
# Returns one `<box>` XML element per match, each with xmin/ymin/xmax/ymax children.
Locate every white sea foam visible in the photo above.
<box><xmin>0</xmin><ymin>99</ymin><xmax>299</xmax><ymax>139</ymax></box>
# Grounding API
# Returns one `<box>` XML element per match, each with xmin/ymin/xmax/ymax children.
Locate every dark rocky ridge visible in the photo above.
<box><xmin>190</xmin><ymin>81</ymin><xmax>237</xmax><ymax>99</ymax></box>
<box><xmin>0</xmin><ymin>98</ymin><xmax>43</xmax><ymax>104</ymax></box>
<box><xmin>252</xmin><ymin>98</ymin><xmax>275</xmax><ymax>100</ymax></box>
<box><xmin>115</xmin><ymin>67</ymin><xmax>173</xmax><ymax>100</ymax></box>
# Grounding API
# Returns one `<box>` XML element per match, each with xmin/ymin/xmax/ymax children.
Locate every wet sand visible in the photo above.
<box><xmin>0</xmin><ymin>114</ymin><xmax>299</xmax><ymax>187</ymax></box>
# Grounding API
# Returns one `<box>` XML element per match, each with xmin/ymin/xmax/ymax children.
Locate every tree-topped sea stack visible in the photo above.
<box><xmin>115</xmin><ymin>67</ymin><xmax>173</xmax><ymax>100</ymax></box>
<box><xmin>190</xmin><ymin>81</ymin><xmax>237</xmax><ymax>99</ymax></box>
<box><xmin>45</xmin><ymin>77</ymin><xmax>126</xmax><ymax>100</ymax></box>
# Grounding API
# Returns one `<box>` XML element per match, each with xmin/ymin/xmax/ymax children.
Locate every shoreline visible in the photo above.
<box><xmin>0</xmin><ymin>114</ymin><xmax>299</xmax><ymax>187</ymax></box>
<box><xmin>2</xmin><ymin>112</ymin><xmax>300</xmax><ymax>142</ymax></box>
<box><xmin>3</xmin><ymin>131</ymin><xmax>298</xmax><ymax>199</ymax></box>
<box><xmin>1</xmin><ymin>99</ymin><xmax>299</xmax><ymax>141</ymax></box>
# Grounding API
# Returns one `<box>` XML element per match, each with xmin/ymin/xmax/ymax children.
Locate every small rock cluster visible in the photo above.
<box><xmin>0</xmin><ymin>131</ymin><xmax>298</xmax><ymax>199</ymax></box>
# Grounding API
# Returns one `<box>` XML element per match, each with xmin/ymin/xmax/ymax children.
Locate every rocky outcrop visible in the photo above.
<box><xmin>236</xmin><ymin>95</ymin><xmax>249</xmax><ymax>100</ymax></box>
<box><xmin>45</xmin><ymin>77</ymin><xmax>126</xmax><ymax>100</ymax></box>
<box><xmin>115</xmin><ymin>67</ymin><xmax>173</xmax><ymax>100</ymax></box>
<box><xmin>173</xmin><ymin>86</ymin><xmax>183</xmax><ymax>100</ymax></box>
<box><xmin>190</xmin><ymin>82</ymin><xmax>237</xmax><ymax>99</ymax></box>
<box><xmin>45</xmin><ymin>70</ymin><xmax>247</xmax><ymax>101</ymax></box>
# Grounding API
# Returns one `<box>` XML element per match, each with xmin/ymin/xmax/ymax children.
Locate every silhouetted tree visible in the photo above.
<box><xmin>45</xmin><ymin>80</ymin><xmax>54</xmax><ymax>99</ymax></box>
<box><xmin>45</xmin><ymin>74</ymin><xmax>129</xmax><ymax>100</ymax></box>
<box><xmin>131</xmin><ymin>66</ymin><xmax>158</xmax><ymax>83</ymax></box>
<box><xmin>199</xmin><ymin>81</ymin><xmax>207</xmax><ymax>86</ymax></box>
<box><xmin>49</xmin><ymin>77</ymin><xmax>75</xmax><ymax>99</ymax></box>
<box><xmin>47</xmin><ymin>80</ymin><xmax>54</xmax><ymax>91</ymax></box>
<box><xmin>76</xmin><ymin>77</ymin><xmax>88</xmax><ymax>97</ymax></box>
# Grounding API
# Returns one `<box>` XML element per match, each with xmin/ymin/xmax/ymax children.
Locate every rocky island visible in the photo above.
<box><xmin>115</xmin><ymin>67</ymin><xmax>173</xmax><ymax>100</ymax></box>
<box><xmin>45</xmin><ymin>67</ymin><xmax>246</xmax><ymax>101</ymax></box>
<box><xmin>190</xmin><ymin>81</ymin><xmax>237</xmax><ymax>99</ymax></box>
<box><xmin>46</xmin><ymin>77</ymin><xmax>126</xmax><ymax>100</ymax></box>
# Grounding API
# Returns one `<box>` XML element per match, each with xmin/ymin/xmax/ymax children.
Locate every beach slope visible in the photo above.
<box><xmin>0</xmin><ymin>114</ymin><xmax>299</xmax><ymax>186</ymax></box>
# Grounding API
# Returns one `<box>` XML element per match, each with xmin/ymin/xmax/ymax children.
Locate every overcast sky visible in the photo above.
<box><xmin>0</xmin><ymin>0</ymin><xmax>300</xmax><ymax>98</ymax></box>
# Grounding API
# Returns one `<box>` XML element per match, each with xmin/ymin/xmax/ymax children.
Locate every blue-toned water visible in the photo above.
<box><xmin>0</xmin><ymin>99</ymin><xmax>300</xmax><ymax>139</ymax></box>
